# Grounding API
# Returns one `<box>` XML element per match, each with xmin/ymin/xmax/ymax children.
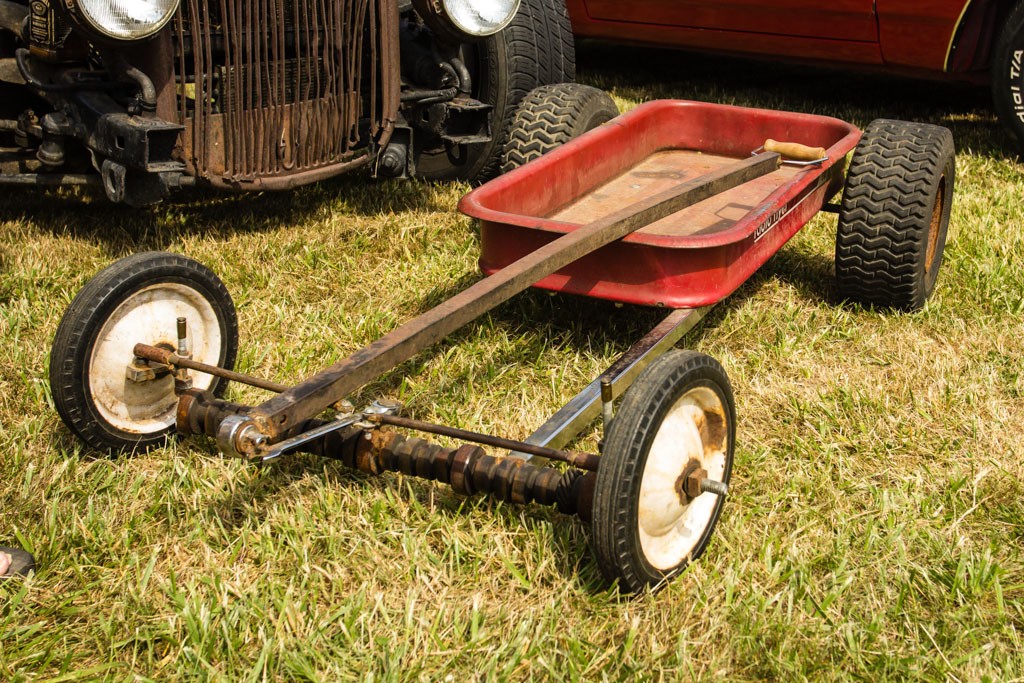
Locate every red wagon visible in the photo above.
<box><xmin>49</xmin><ymin>100</ymin><xmax>955</xmax><ymax>592</ymax></box>
<box><xmin>464</xmin><ymin>99</ymin><xmax>861</xmax><ymax>308</ymax></box>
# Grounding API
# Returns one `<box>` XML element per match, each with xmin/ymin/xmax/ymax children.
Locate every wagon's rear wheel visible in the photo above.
<box><xmin>591</xmin><ymin>350</ymin><xmax>734</xmax><ymax>593</ymax></box>
<box><xmin>414</xmin><ymin>0</ymin><xmax>576</xmax><ymax>182</ymax></box>
<box><xmin>835</xmin><ymin>119</ymin><xmax>955</xmax><ymax>311</ymax></box>
<box><xmin>501</xmin><ymin>83</ymin><xmax>619</xmax><ymax>173</ymax></box>
<box><xmin>49</xmin><ymin>252</ymin><xmax>238</xmax><ymax>453</ymax></box>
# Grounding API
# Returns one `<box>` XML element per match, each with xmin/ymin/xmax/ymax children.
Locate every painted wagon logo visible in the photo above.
<box><xmin>753</xmin><ymin>174</ymin><xmax>830</xmax><ymax>243</ymax></box>
<box><xmin>754</xmin><ymin>205</ymin><xmax>788</xmax><ymax>242</ymax></box>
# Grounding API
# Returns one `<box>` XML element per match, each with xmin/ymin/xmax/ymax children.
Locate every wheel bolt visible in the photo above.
<box><xmin>700</xmin><ymin>478</ymin><xmax>729</xmax><ymax>497</ymax></box>
<box><xmin>176</xmin><ymin>317</ymin><xmax>191</xmax><ymax>356</ymax></box>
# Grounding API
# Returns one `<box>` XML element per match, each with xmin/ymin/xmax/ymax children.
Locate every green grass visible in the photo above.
<box><xmin>3</xmin><ymin>43</ymin><xmax>1024</xmax><ymax>681</ymax></box>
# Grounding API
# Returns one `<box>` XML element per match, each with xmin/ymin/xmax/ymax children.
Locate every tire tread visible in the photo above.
<box><xmin>501</xmin><ymin>83</ymin><xmax>618</xmax><ymax>172</ymax></box>
<box><xmin>835</xmin><ymin>119</ymin><xmax>955</xmax><ymax>311</ymax></box>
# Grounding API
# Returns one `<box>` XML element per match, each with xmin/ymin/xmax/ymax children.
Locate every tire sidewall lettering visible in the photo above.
<box><xmin>994</xmin><ymin>9</ymin><xmax>1024</xmax><ymax>143</ymax></box>
<box><xmin>1012</xmin><ymin>50</ymin><xmax>1023</xmax><ymax>123</ymax></box>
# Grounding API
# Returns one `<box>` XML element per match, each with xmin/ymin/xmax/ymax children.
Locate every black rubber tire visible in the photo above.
<box><xmin>49</xmin><ymin>252</ymin><xmax>238</xmax><ymax>453</ymax></box>
<box><xmin>500</xmin><ymin>83</ymin><xmax>619</xmax><ymax>173</ymax></box>
<box><xmin>834</xmin><ymin>119</ymin><xmax>955</xmax><ymax>311</ymax></box>
<box><xmin>992</xmin><ymin>2</ymin><xmax>1024</xmax><ymax>154</ymax></box>
<box><xmin>414</xmin><ymin>0</ymin><xmax>575</xmax><ymax>182</ymax></box>
<box><xmin>0</xmin><ymin>546</ymin><xmax>36</xmax><ymax>579</ymax></box>
<box><xmin>591</xmin><ymin>350</ymin><xmax>735</xmax><ymax>593</ymax></box>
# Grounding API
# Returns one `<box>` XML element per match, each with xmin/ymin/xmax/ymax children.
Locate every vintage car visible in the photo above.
<box><xmin>565</xmin><ymin>0</ymin><xmax>1024</xmax><ymax>151</ymax></box>
<box><xmin>0</xmin><ymin>0</ymin><xmax>616</xmax><ymax>205</ymax></box>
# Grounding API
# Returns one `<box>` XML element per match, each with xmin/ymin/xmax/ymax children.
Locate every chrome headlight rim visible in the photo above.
<box><xmin>69</xmin><ymin>0</ymin><xmax>181</xmax><ymax>42</ymax></box>
<box><xmin>412</xmin><ymin>0</ymin><xmax>521</xmax><ymax>42</ymax></box>
<box><xmin>441</xmin><ymin>0</ymin><xmax>521</xmax><ymax>38</ymax></box>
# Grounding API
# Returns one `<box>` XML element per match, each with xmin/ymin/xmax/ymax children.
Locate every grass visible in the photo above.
<box><xmin>2</xmin><ymin>42</ymin><xmax>1024</xmax><ymax>681</ymax></box>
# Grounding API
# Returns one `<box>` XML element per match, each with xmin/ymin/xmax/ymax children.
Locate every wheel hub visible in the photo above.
<box><xmin>674</xmin><ymin>458</ymin><xmax>707</xmax><ymax>504</ymax></box>
<box><xmin>637</xmin><ymin>387</ymin><xmax>728</xmax><ymax>571</ymax></box>
<box><xmin>88</xmin><ymin>284</ymin><xmax>224</xmax><ymax>433</ymax></box>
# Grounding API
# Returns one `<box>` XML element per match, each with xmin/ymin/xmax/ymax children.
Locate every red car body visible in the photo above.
<box><xmin>565</xmin><ymin>0</ymin><xmax>1024</xmax><ymax>147</ymax></box>
<box><xmin>567</xmin><ymin>0</ymin><xmax>981</xmax><ymax>77</ymax></box>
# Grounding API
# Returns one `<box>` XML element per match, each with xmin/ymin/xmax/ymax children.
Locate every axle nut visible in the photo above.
<box><xmin>216</xmin><ymin>415</ymin><xmax>266</xmax><ymax>458</ymax></box>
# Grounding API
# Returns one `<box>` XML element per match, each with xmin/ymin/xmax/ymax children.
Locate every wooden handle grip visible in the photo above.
<box><xmin>764</xmin><ymin>139</ymin><xmax>827</xmax><ymax>161</ymax></box>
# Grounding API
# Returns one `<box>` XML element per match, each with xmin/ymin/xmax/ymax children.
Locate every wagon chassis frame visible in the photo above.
<box><xmin>132</xmin><ymin>153</ymin><xmax>777</xmax><ymax>517</ymax></box>
<box><xmin>51</xmin><ymin>101</ymin><xmax>957</xmax><ymax>591</ymax></box>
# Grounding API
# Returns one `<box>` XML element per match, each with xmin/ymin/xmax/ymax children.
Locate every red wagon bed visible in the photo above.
<box><xmin>460</xmin><ymin>99</ymin><xmax>862</xmax><ymax>308</ymax></box>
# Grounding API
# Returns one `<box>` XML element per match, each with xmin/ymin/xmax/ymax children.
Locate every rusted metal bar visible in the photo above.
<box><xmin>176</xmin><ymin>389</ymin><xmax>251</xmax><ymax>436</ymax></box>
<box><xmin>367</xmin><ymin>413</ymin><xmax>600</xmax><ymax>471</ymax></box>
<box><xmin>353</xmin><ymin>432</ymin><xmax>596</xmax><ymax>521</ymax></box>
<box><xmin>177</xmin><ymin>388</ymin><xmax>595</xmax><ymax>519</ymax></box>
<box><xmin>134</xmin><ymin>343</ymin><xmax>289</xmax><ymax>393</ymax></box>
<box><xmin>249</xmin><ymin>152</ymin><xmax>781</xmax><ymax>439</ymax></box>
<box><xmin>0</xmin><ymin>174</ymin><xmax>103</xmax><ymax>187</ymax></box>
<box><xmin>333</xmin><ymin>428</ymin><xmax>596</xmax><ymax>520</ymax></box>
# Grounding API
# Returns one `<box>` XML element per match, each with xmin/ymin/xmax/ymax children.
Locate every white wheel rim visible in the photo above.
<box><xmin>637</xmin><ymin>385</ymin><xmax>729</xmax><ymax>571</ymax></box>
<box><xmin>88</xmin><ymin>283</ymin><xmax>224</xmax><ymax>435</ymax></box>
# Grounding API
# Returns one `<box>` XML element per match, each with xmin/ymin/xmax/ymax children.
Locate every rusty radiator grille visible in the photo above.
<box><xmin>173</xmin><ymin>0</ymin><xmax>397</xmax><ymax>185</ymax></box>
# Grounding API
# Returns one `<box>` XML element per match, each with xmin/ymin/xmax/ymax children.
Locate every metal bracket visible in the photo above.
<box><xmin>513</xmin><ymin>307</ymin><xmax>709</xmax><ymax>462</ymax></box>
<box><xmin>216</xmin><ymin>415</ymin><xmax>266</xmax><ymax>458</ymax></box>
<box><xmin>259</xmin><ymin>415</ymin><xmax>365</xmax><ymax>463</ymax></box>
<box><xmin>125</xmin><ymin>357</ymin><xmax>170</xmax><ymax>383</ymax></box>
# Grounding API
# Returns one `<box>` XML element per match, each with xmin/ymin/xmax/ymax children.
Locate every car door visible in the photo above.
<box><xmin>583</xmin><ymin>0</ymin><xmax>878</xmax><ymax>43</ymax></box>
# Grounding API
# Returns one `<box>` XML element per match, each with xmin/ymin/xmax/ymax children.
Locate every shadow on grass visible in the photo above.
<box><xmin>33</xmin><ymin>43</ymin><xmax>905</xmax><ymax>590</ymax></box>
<box><xmin>0</xmin><ymin>172</ymin><xmax>455</xmax><ymax>255</ymax></box>
<box><xmin>35</xmin><ymin>236</ymin><xmax>829</xmax><ymax>593</ymax></box>
<box><xmin>756</xmin><ymin>243</ymin><xmax>837</xmax><ymax>304</ymax></box>
<box><xmin>276</xmin><ymin>237</ymin><xmax>833</xmax><ymax>415</ymax></box>
<box><xmin>197</xmin><ymin>447</ymin><xmax>608</xmax><ymax>592</ymax></box>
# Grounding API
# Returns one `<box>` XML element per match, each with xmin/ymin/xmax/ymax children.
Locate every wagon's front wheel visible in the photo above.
<box><xmin>49</xmin><ymin>252</ymin><xmax>238</xmax><ymax>453</ymax></box>
<box><xmin>591</xmin><ymin>350</ymin><xmax>735</xmax><ymax>593</ymax></box>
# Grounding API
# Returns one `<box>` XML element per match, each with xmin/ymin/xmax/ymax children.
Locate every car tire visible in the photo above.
<box><xmin>992</xmin><ymin>2</ymin><xmax>1024</xmax><ymax>154</ymax></box>
<box><xmin>414</xmin><ymin>0</ymin><xmax>576</xmax><ymax>182</ymax></box>
<box><xmin>500</xmin><ymin>83</ymin><xmax>619</xmax><ymax>173</ymax></box>
<box><xmin>835</xmin><ymin>119</ymin><xmax>955</xmax><ymax>311</ymax></box>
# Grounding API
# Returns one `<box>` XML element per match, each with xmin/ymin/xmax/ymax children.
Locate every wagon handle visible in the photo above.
<box><xmin>761</xmin><ymin>139</ymin><xmax>828</xmax><ymax>164</ymax></box>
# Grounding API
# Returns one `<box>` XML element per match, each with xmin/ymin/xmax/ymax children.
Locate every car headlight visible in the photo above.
<box><xmin>441</xmin><ymin>0</ymin><xmax>520</xmax><ymax>36</ymax></box>
<box><xmin>413</xmin><ymin>0</ymin><xmax>520</xmax><ymax>41</ymax></box>
<box><xmin>68</xmin><ymin>0</ymin><xmax>180</xmax><ymax>42</ymax></box>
